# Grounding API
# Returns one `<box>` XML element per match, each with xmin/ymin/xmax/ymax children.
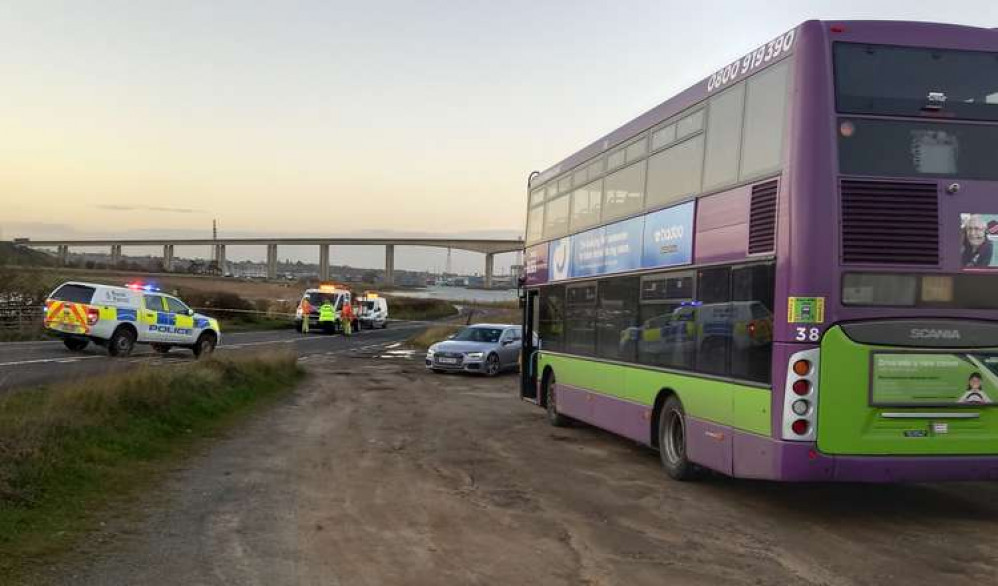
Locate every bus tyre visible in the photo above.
<box><xmin>107</xmin><ymin>327</ymin><xmax>136</xmax><ymax>358</ymax></box>
<box><xmin>151</xmin><ymin>343</ymin><xmax>171</xmax><ymax>354</ymax></box>
<box><xmin>193</xmin><ymin>333</ymin><xmax>217</xmax><ymax>359</ymax></box>
<box><xmin>544</xmin><ymin>372</ymin><xmax>570</xmax><ymax>427</ymax></box>
<box><xmin>63</xmin><ymin>338</ymin><xmax>89</xmax><ymax>352</ymax></box>
<box><xmin>658</xmin><ymin>395</ymin><xmax>698</xmax><ymax>481</ymax></box>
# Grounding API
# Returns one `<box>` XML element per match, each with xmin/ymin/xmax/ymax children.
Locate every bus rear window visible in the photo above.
<box><xmin>835</xmin><ymin>43</ymin><xmax>998</xmax><ymax>121</ymax></box>
<box><xmin>843</xmin><ymin>272</ymin><xmax>998</xmax><ymax>309</ymax></box>
<box><xmin>838</xmin><ymin>118</ymin><xmax>998</xmax><ymax>181</ymax></box>
<box><xmin>49</xmin><ymin>284</ymin><xmax>96</xmax><ymax>304</ymax></box>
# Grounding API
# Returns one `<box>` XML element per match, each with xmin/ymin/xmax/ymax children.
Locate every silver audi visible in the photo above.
<box><xmin>426</xmin><ymin>324</ymin><xmax>524</xmax><ymax>376</ymax></box>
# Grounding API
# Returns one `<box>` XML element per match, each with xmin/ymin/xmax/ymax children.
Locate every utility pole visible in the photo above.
<box><xmin>445</xmin><ymin>248</ymin><xmax>452</xmax><ymax>276</ymax></box>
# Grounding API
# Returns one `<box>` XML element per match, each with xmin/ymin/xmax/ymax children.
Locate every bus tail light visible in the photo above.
<box><xmin>783</xmin><ymin>348</ymin><xmax>819</xmax><ymax>442</ymax></box>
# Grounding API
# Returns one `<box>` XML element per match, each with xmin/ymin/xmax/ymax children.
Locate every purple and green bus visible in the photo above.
<box><xmin>518</xmin><ymin>20</ymin><xmax>998</xmax><ymax>482</ymax></box>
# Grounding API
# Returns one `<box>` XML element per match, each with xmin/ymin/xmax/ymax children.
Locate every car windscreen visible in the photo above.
<box><xmin>835</xmin><ymin>43</ymin><xmax>998</xmax><ymax>121</ymax></box>
<box><xmin>838</xmin><ymin>118</ymin><xmax>998</xmax><ymax>181</ymax></box>
<box><xmin>306</xmin><ymin>293</ymin><xmax>339</xmax><ymax>307</ymax></box>
<box><xmin>451</xmin><ymin>327</ymin><xmax>503</xmax><ymax>343</ymax></box>
<box><xmin>49</xmin><ymin>284</ymin><xmax>96</xmax><ymax>304</ymax></box>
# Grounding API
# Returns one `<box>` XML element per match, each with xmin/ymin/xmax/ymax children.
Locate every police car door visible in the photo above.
<box><xmin>164</xmin><ymin>296</ymin><xmax>197</xmax><ymax>344</ymax></box>
<box><xmin>141</xmin><ymin>294</ymin><xmax>169</xmax><ymax>343</ymax></box>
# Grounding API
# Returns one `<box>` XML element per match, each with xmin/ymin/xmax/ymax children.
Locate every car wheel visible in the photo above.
<box><xmin>151</xmin><ymin>343</ymin><xmax>171</xmax><ymax>354</ymax></box>
<box><xmin>63</xmin><ymin>338</ymin><xmax>89</xmax><ymax>352</ymax></box>
<box><xmin>107</xmin><ymin>327</ymin><xmax>136</xmax><ymax>357</ymax></box>
<box><xmin>484</xmin><ymin>353</ymin><xmax>501</xmax><ymax>377</ymax></box>
<box><xmin>193</xmin><ymin>332</ymin><xmax>217</xmax><ymax>359</ymax></box>
<box><xmin>658</xmin><ymin>395</ymin><xmax>699</xmax><ymax>481</ymax></box>
<box><xmin>544</xmin><ymin>371</ymin><xmax>570</xmax><ymax>427</ymax></box>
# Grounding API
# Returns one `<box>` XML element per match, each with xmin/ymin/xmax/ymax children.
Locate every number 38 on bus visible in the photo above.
<box><xmin>519</xmin><ymin>20</ymin><xmax>998</xmax><ymax>482</ymax></box>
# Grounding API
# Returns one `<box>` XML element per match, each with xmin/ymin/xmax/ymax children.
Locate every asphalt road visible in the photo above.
<box><xmin>0</xmin><ymin>322</ymin><xmax>428</xmax><ymax>391</ymax></box>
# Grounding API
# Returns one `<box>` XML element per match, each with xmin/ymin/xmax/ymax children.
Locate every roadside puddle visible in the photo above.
<box><xmin>377</xmin><ymin>349</ymin><xmax>417</xmax><ymax>360</ymax></box>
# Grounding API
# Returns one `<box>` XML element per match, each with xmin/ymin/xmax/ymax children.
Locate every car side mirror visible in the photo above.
<box><xmin>187</xmin><ymin>309</ymin><xmax>195</xmax><ymax>316</ymax></box>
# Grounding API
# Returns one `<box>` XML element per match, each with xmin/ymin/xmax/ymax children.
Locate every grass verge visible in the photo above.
<box><xmin>407</xmin><ymin>325</ymin><xmax>462</xmax><ymax>350</ymax></box>
<box><xmin>386</xmin><ymin>297</ymin><xmax>458</xmax><ymax>321</ymax></box>
<box><xmin>0</xmin><ymin>352</ymin><xmax>303</xmax><ymax>580</ymax></box>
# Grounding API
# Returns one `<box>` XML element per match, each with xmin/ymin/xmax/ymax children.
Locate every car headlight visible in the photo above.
<box><xmin>465</xmin><ymin>352</ymin><xmax>484</xmax><ymax>359</ymax></box>
<box><xmin>427</xmin><ymin>347</ymin><xmax>436</xmax><ymax>357</ymax></box>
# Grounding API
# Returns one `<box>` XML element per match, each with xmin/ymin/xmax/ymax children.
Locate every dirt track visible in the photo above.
<box><xmin>35</xmin><ymin>351</ymin><xmax>998</xmax><ymax>585</ymax></box>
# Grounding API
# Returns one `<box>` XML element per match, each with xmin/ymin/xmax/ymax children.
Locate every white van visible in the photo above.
<box><xmin>44</xmin><ymin>281</ymin><xmax>222</xmax><ymax>358</ymax></box>
<box><xmin>359</xmin><ymin>292</ymin><xmax>389</xmax><ymax>329</ymax></box>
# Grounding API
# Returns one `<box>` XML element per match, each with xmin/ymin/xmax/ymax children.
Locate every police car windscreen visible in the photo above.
<box><xmin>50</xmin><ymin>284</ymin><xmax>96</xmax><ymax>304</ymax></box>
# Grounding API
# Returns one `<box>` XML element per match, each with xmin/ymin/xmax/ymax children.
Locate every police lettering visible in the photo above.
<box><xmin>148</xmin><ymin>325</ymin><xmax>192</xmax><ymax>335</ymax></box>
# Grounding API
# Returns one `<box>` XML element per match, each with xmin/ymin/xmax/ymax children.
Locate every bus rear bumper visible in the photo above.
<box><xmin>734</xmin><ymin>433</ymin><xmax>998</xmax><ymax>482</ymax></box>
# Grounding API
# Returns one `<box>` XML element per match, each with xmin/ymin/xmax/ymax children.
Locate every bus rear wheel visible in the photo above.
<box><xmin>658</xmin><ymin>395</ymin><xmax>699</xmax><ymax>481</ymax></box>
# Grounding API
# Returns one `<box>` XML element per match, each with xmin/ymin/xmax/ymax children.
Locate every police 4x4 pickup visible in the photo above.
<box><xmin>44</xmin><ymin>281</ymin><xmax>221</xmax><ymax>358</ymax></box>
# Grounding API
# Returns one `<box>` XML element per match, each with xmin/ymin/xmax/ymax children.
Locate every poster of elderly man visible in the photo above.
<box><xmin>960</xmin><ymin>213</ymin><xmax>997</xmax><ymax>268</ymax></box>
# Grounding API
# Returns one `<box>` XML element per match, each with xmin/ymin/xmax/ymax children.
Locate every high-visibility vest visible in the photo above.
<box><xmin>319</xmin><ymin>303</ymin><xmax>335</xmax><ymax>322</ymax></box>
<box><xmin>342</xmin><ymin>303</ymin><xmax>354</xmax><ymax>320</ymax></box>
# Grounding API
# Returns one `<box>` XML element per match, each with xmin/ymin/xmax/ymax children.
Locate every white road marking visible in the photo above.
<box><xmin>0</xmin><ymin>355</ymin><xmax>104</xmax><ymax>367</ymax></box>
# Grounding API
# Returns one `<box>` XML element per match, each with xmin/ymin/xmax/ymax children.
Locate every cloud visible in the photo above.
<box><xmin>96</xmin><ymin>205</ymin><xmax>205</xmax><ymax>214</ymax></box>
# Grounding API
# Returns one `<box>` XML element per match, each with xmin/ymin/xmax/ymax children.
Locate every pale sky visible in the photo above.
<box><xmin>1</xmin><ymin>0</ymin><xmax>995</xmax><ymax>269</ymax></box>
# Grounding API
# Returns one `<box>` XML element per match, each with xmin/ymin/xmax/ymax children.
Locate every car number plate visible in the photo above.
<box><xmin>437</xmin><ymin>357</ymin><xmax>458</xmax><ymax>364</ymax></box>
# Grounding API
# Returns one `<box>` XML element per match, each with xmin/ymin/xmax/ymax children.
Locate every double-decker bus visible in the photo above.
<box><xmin>519</xmin><ymin>20</ymin><xmax>998</xmax><ymax>482</ymax></box>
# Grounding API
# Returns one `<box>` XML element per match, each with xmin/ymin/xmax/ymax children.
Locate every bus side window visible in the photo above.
<box><xmin>730</xmin><ymin>264</ymin><xmax>775</xmax><ymax>384</ymax></box>
<box><xmin>538</xmin><ymin>285</ymin><xmax>565</xmax><ymax>352</ymax></box>
<box><xmin>695</xmin><ymin>267</ymin><xmax>732</xmax><ymax>376</ymax></box>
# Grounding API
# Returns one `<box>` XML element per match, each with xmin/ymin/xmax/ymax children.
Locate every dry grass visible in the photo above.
<box><xmin>407</xmin><ymin>325</ymin><xmax>463</xmax><ymax>350</ymax></box>
<box><xmin>0</xmin><ymin>351</ymin><xmax>303</xmax><ymax>579</ymax></box>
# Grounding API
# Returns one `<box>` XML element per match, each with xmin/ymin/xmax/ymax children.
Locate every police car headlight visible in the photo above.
<box><xmin>465</xmin><ymin>352</ymin><xmax>484</xmax><ymax>359</ymax></box>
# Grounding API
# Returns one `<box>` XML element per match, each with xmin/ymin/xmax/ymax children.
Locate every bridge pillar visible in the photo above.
<box><xmin>163</xmin><ymin>244</ymin><xmax>174</xmax><ymax>272</ymax></box>
<box><xmin>384</xmin><ymin>244</ymin><xmax>395</xmax><ymax>286</ymax></box>
<box><xmin>215</xmin><ymin>244</ymin><xmax>227</xmax><ymax>276</ymax></box>
<box><xmin>319</xmin><ymin>244</ymin><xmax>330</xmax><ymax>281</ymax></box>
<box><xmin>484</xmin><ymin>253</ymin><xmax>495</xmax><ymax>289</ymax></box>
<box><xmin>57</xmin><ymin>245</ymin><xmax>69</xmax><ymax>266</ymax></box>
<box><xmin>267</xmin><ymin>244</ymin><xmax>278</xmax><ymax>280</ymax></box>
<box><xmin>110</xmin><ymin>244</ymin><xmax>121</xmax><ymax>267</ymax></box>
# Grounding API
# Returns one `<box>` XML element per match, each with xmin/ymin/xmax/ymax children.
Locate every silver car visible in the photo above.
<box><xmin>426</xmin><ymin>324</ymin><xmax>523</xmax><ymax>376</ymax></box>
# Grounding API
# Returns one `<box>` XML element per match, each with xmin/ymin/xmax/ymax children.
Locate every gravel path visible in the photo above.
<box><xmin>31</xmin><ymin>352</ymin><xmax>998</xmax><ymax>585</ymax></box>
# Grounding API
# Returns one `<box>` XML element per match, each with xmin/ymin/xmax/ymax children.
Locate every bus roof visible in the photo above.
<box><xmin>530</xmin><ymin>19</ymin><xmax>997</xmax><ymax>188</ymax></box>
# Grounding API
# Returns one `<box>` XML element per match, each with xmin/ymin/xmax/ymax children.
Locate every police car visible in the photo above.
<box><xmin>43</xmin><ymin>281</ymin><xmax>222</xmax><ymax>358</ymax></box>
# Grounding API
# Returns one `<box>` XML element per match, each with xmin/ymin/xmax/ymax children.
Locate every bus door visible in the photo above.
<box><xmin>520</xmin><ymin>288</ymin><xmax>540</xmax><ymax>402</ymax></box>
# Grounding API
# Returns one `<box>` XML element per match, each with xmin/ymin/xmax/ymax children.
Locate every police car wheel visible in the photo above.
<box><xmin>152</xmin><ymin>343</ymin><xmax>171</xmax><ymax>354</ymax></box>
<box><xmin>63</xmin><ymin>338</ymin><xmax>89</xmax><ymax>352</ymax></box>
<box><xmin>108</xmin><ymin>327</ymin><xmax>136</xmax><ymax>357</ymax></box>
<box><xmin>193</xmin><ymin>333</ymin><xmax>216</xmax><ymax>359</ymax></box>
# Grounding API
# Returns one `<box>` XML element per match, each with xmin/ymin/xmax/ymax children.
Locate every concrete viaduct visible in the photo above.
<box><xmin>17</xmin><ymin>237</ymin><xmax>524</xmax><ymax>288</ymax></box>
